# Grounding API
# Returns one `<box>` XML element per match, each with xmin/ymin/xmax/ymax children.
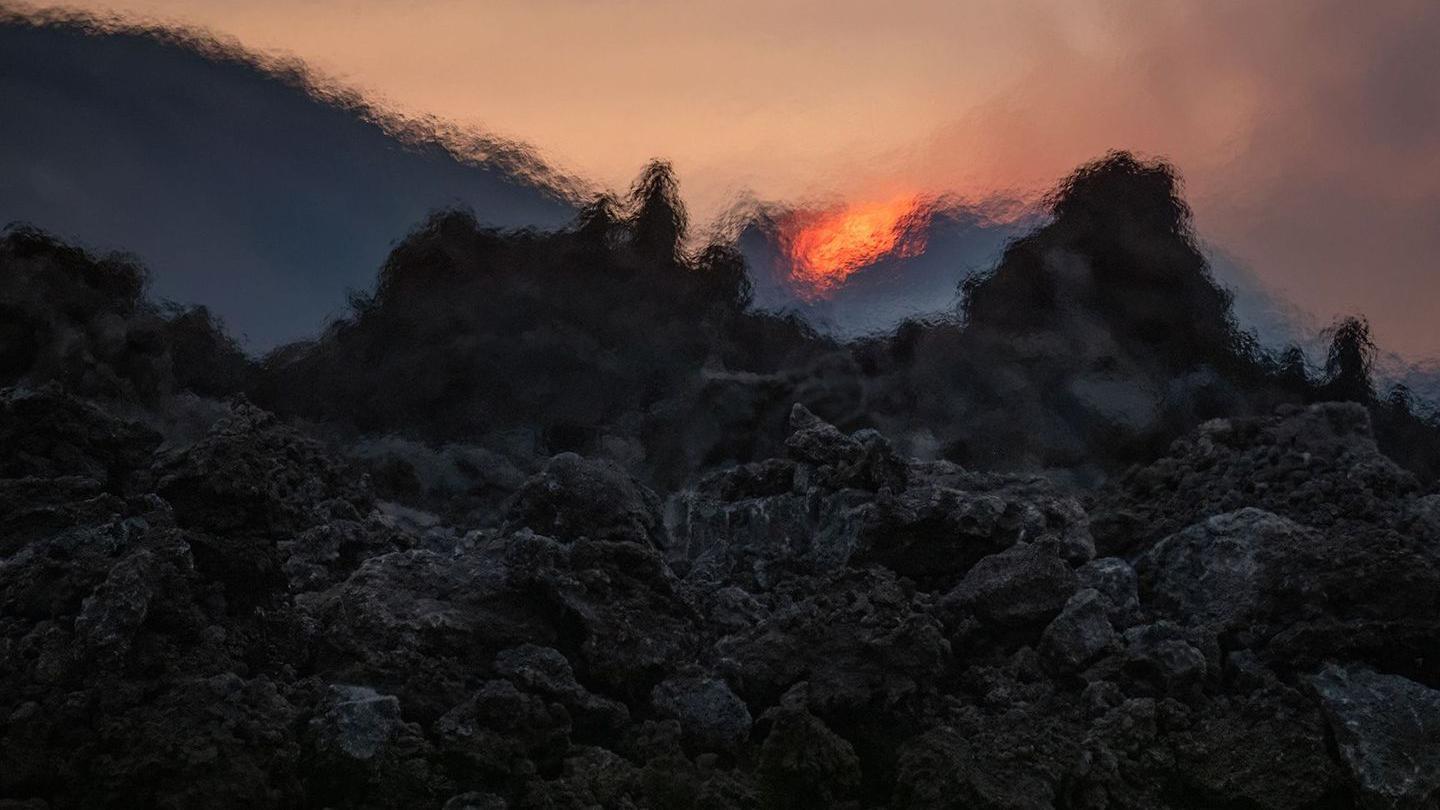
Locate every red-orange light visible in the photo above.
<box><xmin>779</xmin><ymin>195</ymin><xmax>930</xmax><ymax>298</ymax></box>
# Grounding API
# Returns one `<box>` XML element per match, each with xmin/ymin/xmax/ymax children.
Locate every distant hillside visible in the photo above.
<box><xmin>0</xmin><ymin>11</ymin><xmax>577</xmax><ymax>349</ymax></box>
<box><xmin>6</xmin><ymin>150</ymin><xmax>1436</xmax><ymax>487</ymax></box>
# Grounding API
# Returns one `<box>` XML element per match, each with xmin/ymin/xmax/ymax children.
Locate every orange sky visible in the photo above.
<box><xmin>34</xmin><ymin>0</ymin><xmax>1440</xmax><ymax>357</ymax></box>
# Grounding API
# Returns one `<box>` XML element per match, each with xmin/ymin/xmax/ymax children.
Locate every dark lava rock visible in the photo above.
<box><xmin>1040</xmin><ymin>588</ymin><xmax>1117</xmax><ymax>671</ymax></box>
<box><xmin>1137</xmin><ymin>507</ymin><xmax>1304</xmax><ymax>631</ymax></box>
<box><xmin>944</xmin><ymin>541</ymin><xmax>1078</xmax><ymax>627</ymax></box>
<box><xmin>309</xmin><ymin>684</ymin><xmax>412</xmax><ymax>763</ymax></box>
<box><xmin>4</xmin><ymin>389</ymin><xmax>1440</xmax><ymax>808</ymax></box>
<box><xmin>785</xmin><ymin>403</ymin><xmax>863</xmax><ymax>467</ymax></box>
<box><xmin>755</xmin><ymin>685</ymin><xmax>861</xmax><ymax>809</ymax></box>
<box><xmin>1076</xmin><ymin>556</ymin><xmax>1139</xmax><ymax>622</ymax></box>
<box><xmin>1310</xmin><ymin>664</ymin><xmax>1440</xmax><ymax>809</ymax></box>
<box><xmin>854</xmin><ymin>478</ymin><xmax>1093</xmax><ymax>589</ymax></box>
<box><xmin>502</xmin><ymin>452</ymin><xmax>665</xmax><ymax>546</ymax></box>
<box><xmin>152</xmin><ymin>398</ymin><xmax>370</xmax><ymax>539</ymax></box>
<box><xmin>651</xmin><ymin>674</ymin><xmax>752</xmax><ymax>754</ymax></box>
<box><xmin>1122</xmin><ymin>621</ymin><xmax>1210</xmax><ymax>688</ymax></box>
<box><xmin>494</xmin><ymin>644</ymin><xmax>630</xmax><ymax>734</ymax></box>
<box><xmin>0</xmin><ymin>384</ymin><xmax>159</xmax><ymax>489</ymax></box>
<box><xmin>1093</xmin><ymin>402</ymin><xmax>1421</xmax><ymax>557</ymax></box>
<box><xmin>715</xmin><ymin>568</ymin><xmax>950</xmax><ymax>713</ymax></box>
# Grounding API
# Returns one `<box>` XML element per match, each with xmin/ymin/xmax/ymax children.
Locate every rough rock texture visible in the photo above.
<box><xmin>651</xmin><ymin>675</ymin><xmax>752</xmax><ymax>754</ymax></box>
<box><xmin>2</xmin><ymin>389</ymin><xmax>1438</xmax><ymax>808</ymax></box>
<box><xmin>944</xmin><ymin>541</ymin><xmax>1078</xmax><ymax>626</ymax></box>
<box><xmin>1040</xmin><ymin>588</ymin><xmax>1117</xmax><ymax>671</ymax></box>
<box><xmin>1310</xmin><ymin>664</ymin><xmax>1440</xmax><ymax>809</ymax></box>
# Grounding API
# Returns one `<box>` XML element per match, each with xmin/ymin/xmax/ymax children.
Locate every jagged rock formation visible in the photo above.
<box><xmin>4</xmin><ymin>139</ymin><xmax>1440</xmax><ymax>807</ymax></box>
<box><xmin>2</xmin><ymin>384</ymin><xmax>1438</xmax><ymax>809</ymax></box>
<box><xmin>6</xmin><ymin>153</ymin><xmax>1440</xmax><ymax>498</ymax></box>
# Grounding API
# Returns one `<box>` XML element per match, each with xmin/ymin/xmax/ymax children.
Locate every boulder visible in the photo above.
<box><xmin>310</xmin><ymin>684</ymin><xmax>406</xmax><ymax>761</ymax></box>
<box><xmin>1041</xmin><ymin>588</ymin><xmax>1117</xmax><ymax>671</ymax></box>
<box><xmin>1123</xmin><ymin>622</ymin><xmax>1209</xmax><ymax>688</ymax></box>
<box><xmin>1138</xmin><ymin>508</ymin><xmax>1310</xmax><ymax>630</ymax></box>
<box><xmin>756</xmin><ymin>685</ymin><xmax>861</xmax><ymax>809</ymax></box>
<box><xmin>716</xmin><ymin>569</ymin><xmax>949</xmax><ymax>713</ymax></box>
<box><xmin>785</xmin><ymin>403</ymin><xmax>863</xmax><ymax>467</ymax></box>
<box><xmin>944</xmin><ymin>542</ymin><xmax>1078</xmax><ymax>626</ymax></box>
<box><xmin>494</xmin><ymin>644</ymin><xmax>629</xmax><ymax>734</ymax></box>
<box><xmin>1310</xmin><ymin>664</ymin><xmax>1440</xmax><ymax>809</ymax></box>
<box><xmin>1076</xmin><ymin>557</ymin><xmax>1138</xmax><ymax>622</ymax></box>
<box><xmin>651</xmin><ymin>674</ymin><xmax>752</xmax><ymax>753</ymax></box>
<box><xmin>432</xmin><ymin>679</ymin><xmax>572</xmax><ymax>780</ymax></box>
<box><xmin>502</xmin><ymin>453</ymin><xmax>664</xmax><ymax>546</ymax></box>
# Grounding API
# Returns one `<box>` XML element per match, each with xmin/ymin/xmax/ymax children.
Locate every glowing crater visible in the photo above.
<box><xmin>780</xmin><ymin>194</ymin><xmax>931</xmax><ymax>299</ymax></box>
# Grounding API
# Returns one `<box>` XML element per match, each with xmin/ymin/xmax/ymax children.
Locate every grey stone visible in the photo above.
<box><xmin>1124</xmin><ymin>623</ymin><xmax>1208</xmax><ymax>686</ymax></box>
<box><xmin>1136</xmin><ymin>508</ymin><xmax>1310</xmax><ymax>630</ymax></box>
<box><xmin>1077</xmin><ymin>557</ymin><xmax>1138</xmax><ymax>620</ymax></box>
<box><xmin>1310</xmin><ymin>664</ymin><xmax>1440</xmax><ymax>809</ymax></box>
<box><xmin>651</xmin><ymin>675</ymin><xmax>753</xmax><ymax>753</ymax></box>
<box><xmin>1041</xmin><ymin>588</ymin><xmax>1116</xmax><ymax>671</ymax></box>
<box><xmin>311</xmin><ymin>684</ymin><xmax>404</xmax><ymax>761</ymax></box>
<box><xmin>785</xmin><ymin>403</ymin><xmax>863</xmax><ymax>467</ymax></box>
<box><xmin>945</xmin><ymin>542</ymin><xmax>1078</xmax><ymax>625</ymax></box>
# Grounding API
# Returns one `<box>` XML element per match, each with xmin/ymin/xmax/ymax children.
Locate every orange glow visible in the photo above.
<box><xmin>780</xmin><ymin>195</ymin><xmax>931</xmax><ymax>298</ymax></box>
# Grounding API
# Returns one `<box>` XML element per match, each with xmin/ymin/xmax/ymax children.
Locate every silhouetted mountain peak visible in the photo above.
<box><xmin>962</xmin><ymin>152</ymin><xmax>1245</xmax><ymax>378</ymax></box>
<box><xmin>0</xmin><ymin>10</ymin><xmax>578</xmax><ymax>349</ymax></box>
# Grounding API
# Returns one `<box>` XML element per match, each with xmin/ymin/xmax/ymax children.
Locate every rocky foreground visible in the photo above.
<box><xmin>2</xmin><ymin>386</ymin><xmax>1439</xmax><ymax>809</ymax></box>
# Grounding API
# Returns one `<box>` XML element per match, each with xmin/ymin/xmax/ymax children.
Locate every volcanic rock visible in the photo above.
<box><xmin>1310</xmin><ymin>664</ymin><xmax>1440</xmax><ymax>809</ymax></box>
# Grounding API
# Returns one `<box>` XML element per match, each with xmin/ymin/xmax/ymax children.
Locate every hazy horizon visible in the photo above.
<box><xmin>6</xmin><ymin>0</ymin><xmax>1440</xmax><ymax>358</ymax></box>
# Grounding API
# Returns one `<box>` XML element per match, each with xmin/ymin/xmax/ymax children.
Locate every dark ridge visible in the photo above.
<box><xmin>5</xmin><ymin>150</ymin><xmax>1440</xmax><ymax>809</ymax></box>
<box><xmin>0</xmin><ymin>7</ymin><xmax>582</xmax><ymax>201</ymax></box>
<box><xmin>0</xmin><ymin>9</ymin><xmax>579</xmax><ymax>348</ymax></box>
<box><xmin>0</xmin><ymin>225</ymin><xmax>248</xmax><ymax>402</ymax></box>
<box><xmin>252</xmin><ymin>161</ymin><xmax>829</xmax><ymax>489</ymax></box>
<box><xmin>963</xmin><ymin>151</ymin><xmax>1252</xmax><ymax>376</ymax></box>
<box><xmin>2</xmin><ymin>152</ymin><xmax>1436</xmax><ymax>490</ymax></box>
<box><xmin>937</xmin><ymin>152</ymin><xmax>1284</xmax><ymax>470</ymax></box>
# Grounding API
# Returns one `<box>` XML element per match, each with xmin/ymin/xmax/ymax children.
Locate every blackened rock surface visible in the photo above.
<box><xmin>944</xmin><ymin>542</ymin><xmax>1078</xmax><ymax>627</ymax></box>
<box><xmin>1040</xmin><ymin>588</ymin><xmax>1117</xmax><ymax>671</ymax></box>
<box><xmin>433</xmin><ymin>679</ymin><xmax>572</xmax><ymax>782</ymax></box>
<box><xmin>784</xmin><ymin>403</ymin><xmax>863</xmax><ymax>467</ymax></box>
<box><xmin>3</xmin><ymin>387</ymin><xmax>1439</xmax><ymax>809</ymax></box>
<box><xmin>892</xmin><ymin>723</ymin><xmax>1071</xmax><ymax>810</ymax></box>
<box><xmin>650</xmin><ymin>674</ymin><xmax>752</xmax><ymax>754</ymax></box>
<box><xmin>1121</xmin><ymin>621</ymin><xmax>1210</xmax><ymax>689</ymax></box>
<box><xmin>0</xmin><ymin>384</ymin><xmax>159</xmax><ymax>489</ymax></box>
<box><xmin>503</xmin><ymin>452</ymin><xmax>665</xmax><ymax>546</ymax></box>
<box><xmin>1169</xmin><ymin>699</ymin><xmax>1343</xmax><ymax>809</ymax></box>
<box><xmin>494</xmin><ymin>644</ymin><xmax>630</xmax><ymax>736</ymax></box>
<box><xmin>855</xmin><ymin>477</ymin><xmax>1094</xmax><ymax>588</ymax></box>
<box><xmin>153</xmin><ymin>399</ymin><xmax>370</xmax><ymax>538</ymax></box>
<box><xmin>1310</xmin><ymin>664</ymin><xmax>1440</xmax><ymax>809</ymax></box>
<box><xmin>755</xmin><ymin>685</ymin><xmax>861</xmax><ymax>810</ymax></box>
<box><xmin>1094</xmin><ymin>402</ymin><xmax>1420</xmax><ymax>557</ymax></box>
<box><xmin>310</xmin><ymin>684</ymin><xmax>406</xmax><ymax>762</ymax></box>
<box><xmin>714</xmin><ymin>569</ymin><xmax>950</xmax><ymax>715</ymax></box>
<box><xmin>1136</xmin><ymin>508</ymin><xmax>1302</xmax><ymax>631</ymax></box>
<box><xmin>1137</xmin><ymin>507</ymin><xmax>1440</xmax><ymax>681</ymax></box>
<box><xmin>667</xmin><ymin>405</ymin><xmax>1093</xmax><ymax>595</ymax></box>
<box><xmin>1077</xmin><ymin>556</ymin><xmax>1139</xmax><ymax>622</ymax></box>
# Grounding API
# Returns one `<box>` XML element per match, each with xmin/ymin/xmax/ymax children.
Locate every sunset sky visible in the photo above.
<box><xmin>29</xmin><ymin>0</ymin><xmax>1440</xmax><ymax>357</ymax></box>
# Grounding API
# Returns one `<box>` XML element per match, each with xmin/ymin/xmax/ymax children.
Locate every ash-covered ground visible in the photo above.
<box><xmin>2</xmin><ymin>154</ymin><xmax>1439</xmax><ymax>809</ymax></box>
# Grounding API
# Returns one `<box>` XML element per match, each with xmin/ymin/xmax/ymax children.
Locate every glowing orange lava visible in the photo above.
<box><xmin>780</xmin><ymin>195</ymin><xmax>931</xmax><ymax>299</ymax></box>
